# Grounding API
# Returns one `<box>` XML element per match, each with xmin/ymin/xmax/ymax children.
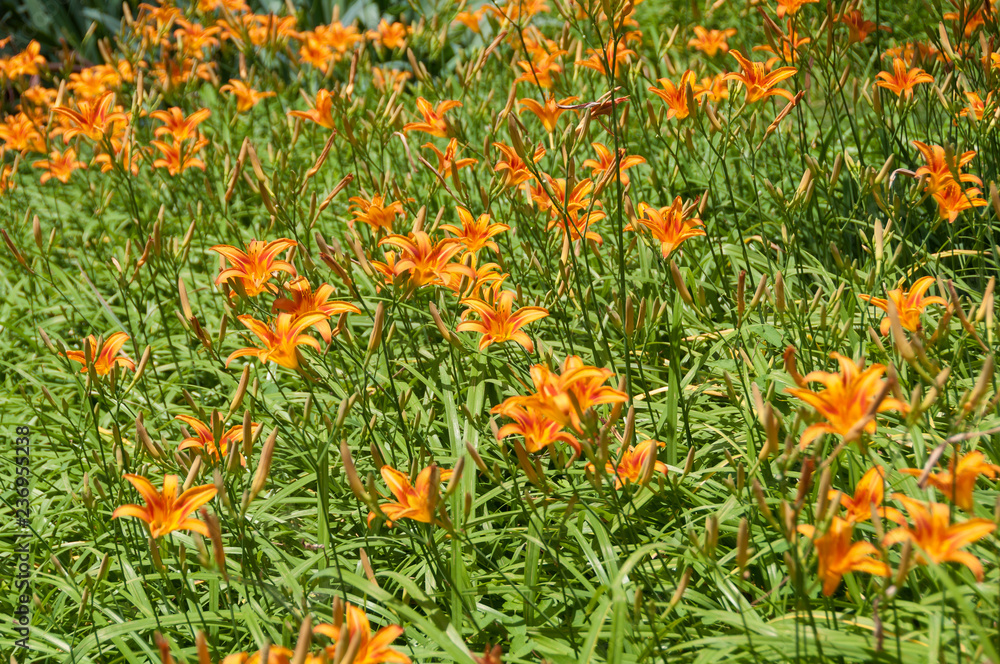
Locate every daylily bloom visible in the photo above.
<box><xmin>624</xmin><ymin>198</ymin><xmax>705</xmax><ymax>259</ymax></box>
<box><xmin>493</xmin><ymin>141</ymin><xmax>545</xmax><ymax>188</ymax></box>
<box><xmin>513</xmin><ymin>52</ymin><xmax>564</xmax><ymax>89</ymax></box>
<box><xmin>785</xmin><ymin>351</ymin><xmax>909</xmax><ymax>449</ymax></box>
<box><xmin>33</xmin><ymin>147</ymin><xmax>86</xmax><ymax>184</ymax></box>
<box><xmin>440</xmin><ymin>206</ymin><xmax>510</xmax><ymax>255</ymax></box>
<box><xmin>219</xmin><ymin>646</ymin><xmax>295</xmax><ymax>664</ymax></box>
<box><xmin>829</xmin><ymin>465</ymin><xmax>905</xmax><ymax>524</ymax></box>
<box><xmin>226</xmin><ymin>313</ymin><xmax>328</xmax><ymax>370</ymax></box>
<box><xmin>175</xmin><ymin>414</ymin><xmax>259</xmax><ymax>467</ymax></box>
<box><xmin>875</xmin><ymin>58</ymin><xmax>934</xmax><ymax>98</ymax></box>
<box><xmin>440</xmin><ymin>261</ymin><xmax>506</xmax><ymax>298</ymax></box>
<box><xmin>901</xmin><ymin>452</ymin><xmax>1000</xmax><ymax>512</ymax></box>
<box><xmin>911</xmin><ymin>141</ymin><xmax>981</xmax><ymax>196</ymax></box>
<box><xmin>797</xmin><ymin>517</ymin><xmax>890</xmax><ymax>596</ymax></box>
<box><xmin>313</xmin><ymin>21</ymin><xmax>362</xmax><ymax>57</ymax></box>
<box><xmin>518</xmin><ymin>96</ymin><xmax>579</xmax><ymax>133</ymax></box>
<box><xmin>932</xmin><ymin>183</ymin><xmax>988</xmax><ymax>223</ymax></box>
<box><xmin>288</xmin><ymin>89</ymin><xmax>336</xmax><ymax>129</ymax></box>
<box><xmin>314</xmin><ymin>603</ymin><xmax>411</xmax><ymax>664</ymax></box>
<box><xmin>454</xmin><ymin>8</ymin><xmax>485</xmax><ymax>32</ymax></box>
<box><xmin>583</xmin><ymin>143</ymin><xmax>646</xmax><ymax>187</ymax></box>
<box><xmin>496</xmin><ymin>405</ymin><xmax>580</xmax><ymax>456</ymax></box>
<box><xmin>688</xmin><ymin>27</ymin><xmax>737</xmax><ymax>57</ymax></box>
<box><xmin>367</xmin><ymin>19</ymin><xmax>410</xmax><ymax>50</ymax></box>
<box><xmin>884</xmin><ymin>494</ymin><xmax>996</xmax><ymax>580</ymax></box>
<box><xmin>368</xmin><ymin>464</ymin><xmax>453</xmax><ymax>527</ymax></box>
<box><xmin>63</xmin><ymin>331</ymin><xmax>136</xmax><ymax>375</ymax></box>
<box><xmin>422</xmin><ymin>139</ymin><xmax>478</xmax><ymax>179</ymax></box>
<box><xmin>494</xmin><ymin>355</ymin><xmax>628</xmax><ymax>433</ymax></box>
<box><xmin>52</xmin><ymin>92</ymin><xmax>128</xmax><ymax>143</ymax></box>
<box><xmin>575</xmin><ymin>38</ymin><xmax>636</xmax><ymax>76</ymax></box>
<box><xmin>725</xmin><ymin>50</ymin><xmax>797</xmax><ymax>102</ymax></box>
<box><xmin>837</xmin><ymin>9</ymin><xmax>886</xmax><ymax>44</ymax></box>
<box><xmin>753</xmin><ymin>21</ymin><xmax>811</xmax><ymax>66</ymax></box>
<box><xmin>349</xmin><ymin>194</ymin><xmax>407</xmax><ymax>233</ymax></box>
<box><xmin>174</xmin><ymin>19</ymin><xmax>222</xmax><ymax>59</ymax></box>
<box><xmin>0</xmin><ymin>41</ymin><xmax>45</xmax><ymax>80</ymax></box>
<box><xmin>530</xmin><ymin>176</ymin><xmax>605</xmax><ymax>244</ymax></box>
<box><xmin>693</xmin><ymin>73</ymin><xmax>730</xmax><ymax>102</ymax></box>
<box><xmin>211</xmin><ymin>239</ymin><xmax>297</xmax><ymax>298</ymax></box>
<box><xmin>220</xmin><ymin>79</ymin><xmax>275</xmax><ymax>112</ymax></box>
<box><xmin>0</xmin><ymin>113</ymin><xmax>46</xmax><ymax>153</ymax></box>
<box><xmin>150</xmin><ymin>107</ymin><xmax>211</xmax><ymax>141</ymax></box>
<box><xmin>588</xmin><ymin>439</ymin><xmax>668</xmax><ymax>489</ymax></box>
<box><xmin>372</xmin><ymin>67</ymin><xmax>412</xmax><ymax>93</ymax></box>
<box><xmin>272</xmin><ymin>277</ymin><xmax>360</xmax><ymax>343</ymax></box>
<box><xmin>944</xmin><ymin>0</ymin><xmax>991</xmax><ymax>37</ymax></box>
<box><xmin>403</xmin><ymin>97</ymin><xmax>461</xmax><ymax>137</ymax></box>
<box><xmin>858</xmin><ymin>276</ymin><xmax>948</xmax><ymax>335</ymax></box>
<box><xmin>776</xmin><ymin>0</ymin><xmax>818</xmax><ymax>17</ymax></box>
<box><xmin>457</xmin><ymin>289</ymin><xmax>548</xmax><ymax>352</ymax></box>
<box><xmin>151</xmin><ymin>138</ymin><xmax>209</xmax><ymax>175</ymax></box>
<box><xmin>112</xmin><ymin>474</ymin><xmax>217</xmax><ymax>538</ymax></box>
<box><xmin>298</xmin><ymin>36</ymin><xmax>335</xmax><ymax>73</ymax></box>
<box><xmin>377</xmin><ymin>231</ymin><xmax>474</xmax><ymax>288</ymax></box>
<box><xmin>958</xmin><ymin>91</ymin><xmax>991</xmax><ymax>120</ymax></box>
<box><xmin>648</xmin><ymin>71</ymin><xmax>697</xmax><ymax>120</ymax></box>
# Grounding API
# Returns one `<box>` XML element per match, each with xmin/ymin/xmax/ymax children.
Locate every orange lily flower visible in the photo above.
<box><xmin>725</xmin><ymin>50</ymin><xmax>797</xmax><ymax>102</ymax></box>
<box><xmin>298</xmin><ymin>36</ymin><xmax>335</xmax><ymax>73</ymax></box>
<box><xmin>693</xmin><ymin>73</ymin><xmax>730</xmax><ymax>102</ymax></box>
<box><xmin>932</xmin><ymin>183</ymin><xmax>988</xmax><ymax>223</ymax></box>
<box><xmin>288</xmin><ymin>89</ymin><xmax>336</xmax><ymax>130</ymax></box>
<box><xmin>0</xmin><ymin>113</ymin><xmax>46</xmax><ymax>153</ymax></box>
<box><xmin>312</xmin><ymin>21</ymin><xmax>362</xmax><ymax>57</ymax></box>
<box><xmin>884</xmin><ymin>494</ymin><xmax>996</xmax><ymax>580</ymax></box>
<box><xmin>175</xmin><ymin>414</ymin><xmax>259</xmax><ymax>467</ymax></box>
<box><xmin>349</xmin><ymin>194</ymin><xmax>407</xmax><ymax>233</ymax></box>
<box><xmin>688</xmin><ymin>27</ymin><xmax>737</xmax><ymax>57</ymax></box>
<box><xmin>52</xmin><ymin>92</ymin><xmax>128</xmax><ymax>143</ymax></box>
<box><xmin>151</xmin><ymin>138</ymin><xmax>209</xmax><ymax>175</ymax></box>
<box><xmin>174</xmin><ymin>19</ymin><xmax>222</xmax><ymax>59</ymax></box>
<box><xmin>457</xmin><ymin>289</ymin><xmax>548</xmax><ymax>352</ymax></box>
<box><xmin>900</xmin><ymin>452</ymin><xmax>1000</xmax><ymax>512</ymax></box>
<box><xmin>440</xmin><ymin>260</ymin><xmax>507</xmax><ymax>298</ymax></box>
<box><xmin>875</xmin><ymin>58</ymin><xmax>934</xmax><ymax>98</ymax></box>
<box><xmin>624</xmin><ymin>198</ymin><xmax>705</xmax><ymax>259</ymax></box>
<box><xmin>372</xmin><ymin>67</ymin><xmax>412</xmax><ymax>93</ymax></box>
<box><xmin>226</xmin><ymin>312</ymin><xmax>328</xmax><ymax>370</ymax></box>
<box><xmin>219</xmin><ymin>646</ymin><xmax>295</xmax><ymax>664</ymax></box>
<box><xmin>422</xmin><ymin>139</ymin><xmax>478</xmax><ymax>179</ymax></box>
<box><xmin>785</xmin><ymin>351</ymin><xmax>909</xmax><ymax>449</ymax></box>
<box><xmin>494</xmin><ymin>355</ymin><xmax>628</xmax><ymax>433</ymax></box>
<box><xmin>0</xmin><ymin>41</ymin><xmax>45</xmax><ymax>80</ymax></box>
<box><xmin>314</xmin><ymin>603</ymin><xmax>412</xmax><ymax>664</ymax></box>
<box><xmin>272</xmin><ymin>276</ymin><xmax>360</xmax><ymax>343</ymax></box>
<box><xmin>829</xmin><ymin>465</ymin><xmax>905</xmax><ymax>524</ymax></box>
<box><xmin>588</xmin><ymin>439</ymin><xmax>668</xmax><ymax>489</ymax></box>
<box><xmin>496</xmin><ymin>405</ymin><xmax>580</xmax><ymax>456</ymax></box>
<box><xmin>575</xmin><ymin>38</ymin><xmax>636</xmax><ymax>76</ymax></box>
<box><xmin>858</xmin><ymin>276</ymin><xmax>947</xmax><ymax>336</ymax></box>
<box><xmin>211</xmin><ymin>239</ymin><xmax>297</xmax><ymax>298</ymax></box>
<box><xmin>493</xmin><ymin>141</ymin><xmax>545</xmax><ymax>189</ymax></box>
<box><xmin>776</xmin><ymin>0</ymin><xmax>818</xmax><ymax>17</ymax></box>
<box><xmin>402</xmin><ymin>97</ymin><xmax>461</xmax><ymax>138</ymax></box>
<box><xmin>753</xmin><ymin>21</ymin><xmax>811</xmax><ymax>66</ymax></box>
<box><xmin>959</xmin><ymin>91</ymin><xmax>991</xmax><ymax>120</ymax></box>
<box><xmin>582</xmin><ymin>142</ymin><xmax>645</xmax><ymax>187</ymax></box>
<box><xmin>911</xmin><ymin>141</ymin><xmax>981</xmax><ymax>196</ymax></box>
<box><xmin>454</xmin><ymin>8</ymin><xmax>485</xmax><ymax>32</ymax></box>
<box><xmin>530</xmin><ymin>176</ymin><xmax>605</xmax><ymax>238</ymax></box>
<box><xmin>837</xmin><ymin>9</ymin><xmax>886</xmax><ymax>44</ymax></box>
<box><xmin>440</xmin><ymin>206</ymin><xmax>510</xmax><ymax>255</ymax></box>
<box><xmin>944</xmin><ymin>1</ymin><xmax>990</xmax><ymax>37</ymax></box>
<box><xmin>63</xmin><ymin>331</ymin><xmax>135</xmax><ymax>375</ymax></box>
<box><xmin>220</xmin><ymin>79</ymin><xmax>275</xmax><ymax>112</ymax></box>
<box><xmin>150</xmin><ymin>107</ymin><xmax>211</xmax><ymax>141</ymax></box>
<box><xmin>367</xmin><ymin>19</ymin><xmax>410</xmax><ymax>50</ymax></box>
<box><xmin>94</xmin><ymin>140</ymin><xmax>143</xmax><ymax>176</ymax></box>
<box><xmin>377</xmin><ymin>231</ymin><xmax>474</xmax><ymax>288</ymax></box>
<box><xmin>518</xmin><ymin>96</ymin><xmax>579</xmax><ymax>133</ymax></box>
<box><xmin>797</xmin><ymin>517</ymin><xmax>890</xmax><ymax>596</ymax></box>
<box><xmin>513</xmin><ymin>52</ymin><xmax>564</xmax><ymax>89</ymax></box>
<box><xmin>33</xmin><ymin>147</ymin><xmax>86</xmax><ymax>184</ymax></box>
<box><xmin>112</xmin><ymin>474</ymin><xmax>217</xmax><ymax>538</ymax></box>
<box><xmin>367</xmin><ymin>464</ymin><xmax>453</xmax><ymax>527</ymax></box>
